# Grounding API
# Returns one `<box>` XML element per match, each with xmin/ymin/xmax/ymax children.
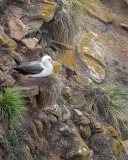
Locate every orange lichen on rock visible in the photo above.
<box><xmin>57</xmin><ymin>50</ymin><xmax>77</xmax><ymax>71</ymax></box>
<box><xmin>36</xmin><ymin>1</ymin><xmax>58</xmax><ymax>22</ymax></box>
<box><xmin>52</xmin><ymin>62</ymin><xmax>62</xmax><ymax>74</ymax></box>
<box><xmin>0</xmin><ymin>30</ymin><xmax>17</xmax><ymax>52</ymax></box>
<box><xmin>113</xmin><ymin>139</ymin><xmax>121</xmax><ymax>155</ymax></box>
<box><xmin>107</xmin><ymin>126</ymin><xmax>118</xmax><ymax>138</ymax></box>
<box><xmin>77</xmin><ymin>31</ymin><xmax>106</xmax><ymax>83</ymax></box>
<box><xmin>84</xmin><ymin>0</ymin><xmax>113</xmax><ymax>23</ymax></box>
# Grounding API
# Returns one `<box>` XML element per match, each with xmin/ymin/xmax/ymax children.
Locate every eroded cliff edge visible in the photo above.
<box><xmin>0</xmin><ymin>0</ymin><xmax>128</xmax><ymax>160</ymax></box>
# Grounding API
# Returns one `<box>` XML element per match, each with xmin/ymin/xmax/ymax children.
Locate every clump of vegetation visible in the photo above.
<box><xmin>84</xmin><ymin>86</ymin><xmax>128</xmax><ymax>138</ymax></box>
<box><xmin>0</xmin><ymin>87</ymin><xmax>27</xmax><ymax>131</ymax></box>
<box><xmin>49</xmin><ymin>0</ymin><xmax>88</xmax><ymax>43</ymax></box>
<box><xmin>104</xmin><ymin>87</ymin><xmax>128</xmax><ymax>134</ymax></box>
<box><xmin>8</xmin><ymin>132</ymin><xmax>25</xmax><ymax>160</ymax></box>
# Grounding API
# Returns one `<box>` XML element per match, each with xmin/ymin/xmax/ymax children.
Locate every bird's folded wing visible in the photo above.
<box><xmin>24</xmin><ymin>61</ymin><xmax>43</xmax><ymax>70</ymax></box>
<box><xmin>16</xmin><ymin>61</ymin><xmax>44</xmax><ymax>74</ymax></box>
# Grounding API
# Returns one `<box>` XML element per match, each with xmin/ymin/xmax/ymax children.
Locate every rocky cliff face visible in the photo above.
<box><xmin>0</xmin><ymin>0</ymin><xmax>128</xmax><ymax>160</ymax></box>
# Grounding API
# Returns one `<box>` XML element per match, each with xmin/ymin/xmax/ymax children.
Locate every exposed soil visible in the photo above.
<box><xmin>101</xmin><ymin>0</ymin><xmax>128</xmax><ymax>86</ymax></box>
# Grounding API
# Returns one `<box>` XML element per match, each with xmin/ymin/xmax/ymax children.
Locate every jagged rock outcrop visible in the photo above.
<box><xmin>9</xmin><ymin>17</ymin><xmax>27</xmax><ymax>41</ymax></box>
<box><xmin>0</xmin><ymin>0</ymin><xmax>128</xmax><ymax>160</ymax></box>
<box><xmin>84</xmin><ymin>0</ymin><xmax>113</xmax><ymax>23</ymax></box>
<box><xmin>1</xmin><ymin>80</ymin><xmax>127</xmax><ymax>160</ymax></box>
<box><xmin>77</xmin><ymin>31</ymin><xmax>106</xmax><ymax>83</ymax></box>
<box><xmin>21</xmin><ymin>38</ymin><xmax>39</xmax><ymax>50</ymax></box>
<box><xmin>0</xmin><ymin>28</ymin><xmax>17</xmax><ymax>52</ymax></box>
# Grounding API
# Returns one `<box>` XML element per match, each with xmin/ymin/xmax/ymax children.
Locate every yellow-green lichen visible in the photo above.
<box><xmin>77</xmin><ymin>32</ymin><xmax>106</xmax><ymax>82</ymax></box>
<box><xmin>107</xmin><ymin>126</ymin><xmax>118</xmax><ymax>138</ymax></box>
<box><xmin>62</xmin><ymin>86</ymin><xmax>72</xmax><ymax>98</ymax></box>
<box><xmin>80</xmin><ymin>125</ymin><xmax>91</xmax><ymax>139</ymax></box>
<box><xmin>36</xmin><ymin>1</ymin><xmax>58</xmax><ymax>22</ymax></box>
<box><xmin>52</xmin><ymin>62</ymin><xmax>62</xmax><ymax>74</ymax></box>
<box><xmin>75</xmin><ymin>128</ymin><xmax>90</xmax><ymax>159</ymax></box>
<box><xmin>35</xmin><ymin>44</ymin><xmax>42</xmax><ymax>51</ymax></box>
<box><xmin>0</xmin><ymin>32</ymin><xmax>17</xmax><ymax>52</ymax></box>
<box><xmin>80</xmin><ymin>115</ymin><xmax>90</xmax><ymax>125</ymax></box>
<box><xmin>84</xmin><ymin>0</ymin><xmax>113</xmax><ymax>23</ymax></box>
<box><xmin>113</xmin><ymin>139</ymin><xmax>121</xmax><ymax>155</ymax></box>
<box><xmin>99</xmin><ymin>123</ymin><xmax>105</xmax><ymax>132</ymax></box>
<box><xmin>0</xmin><ymin>34</ymin><xmax>6</xmax><ymax>44</ymax></box>
<box><xmin>57</xmin><ymin>51</ymin><xmax>77</xmax><ymax>71</ymax></box>
<box><xmin>78</xmin><ymin>32</ymin><xmax>106</xmax><ymax>66</ymax></box>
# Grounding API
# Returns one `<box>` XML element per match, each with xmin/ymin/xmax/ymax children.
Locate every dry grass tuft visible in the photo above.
<box><xmin>48</xmin><ymin>0</ymin><xmax>88</xmax><ymax>44</ymax></box>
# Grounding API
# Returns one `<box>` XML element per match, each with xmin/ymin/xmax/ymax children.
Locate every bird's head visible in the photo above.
<box><xmin>42</xmin><ymin>55</ymin><xmax>57</xmax><ymax>65</ymax></box>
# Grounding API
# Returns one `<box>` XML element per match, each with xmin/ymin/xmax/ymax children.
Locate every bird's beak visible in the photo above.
<box><xmin>51</xmin><ymin>60</ymin><xmax>58</xmax><ymax>65</ymax></box>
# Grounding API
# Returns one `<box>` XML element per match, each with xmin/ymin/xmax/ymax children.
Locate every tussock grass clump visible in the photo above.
<box><xmin>49</xmin><ymin>0</ymin><xmax>88</xmax><ymax>44</ymax></box>
<box><xmin>84</xmin><ymin>86</ymin><xmax>128</xmax><ymax>138</ymax></box>
<box><xmin>0</xmin><ymin>87</ymin><xmax>27</xmax><ymax>131</ymax></box>
<box><xmin>104</xmin><ymin>87</ymin><xmax>128</xmax><ymax>134</ymax></box>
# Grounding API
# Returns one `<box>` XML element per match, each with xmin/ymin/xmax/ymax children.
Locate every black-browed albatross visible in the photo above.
<box><xmin>14</xmin><ymin>55</ymin><xmax>57</xmax><ymax>78</ymax></box>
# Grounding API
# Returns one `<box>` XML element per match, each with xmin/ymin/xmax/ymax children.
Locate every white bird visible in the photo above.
<box><xmin>14</xmin><ymin>55</ymin><xmax>57</xmax><ymax>78</ymax></box>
